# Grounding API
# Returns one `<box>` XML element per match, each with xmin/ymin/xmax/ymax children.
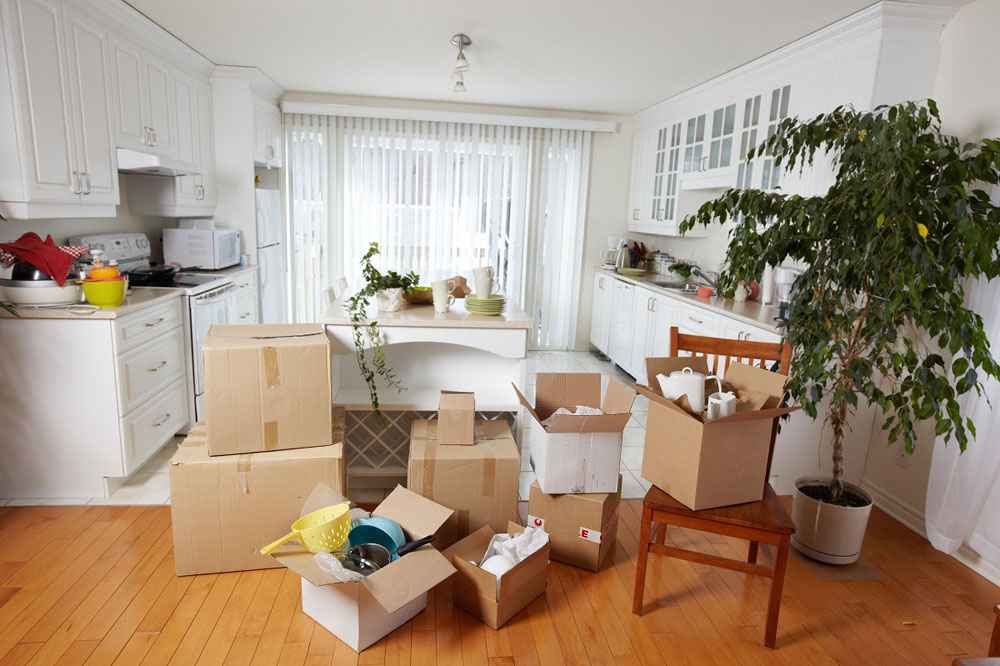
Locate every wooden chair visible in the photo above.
<box><xmin>632</xmin><ymin>326</ymin><xmax>795</xmax><ymax>649</ymax></box>
<box><xmin>951</xmin><ymin>606</ymin><xmax>1000</xmax><ymax>663</ymax></box>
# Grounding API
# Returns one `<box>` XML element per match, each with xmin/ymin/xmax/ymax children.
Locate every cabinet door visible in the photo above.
<box><xmin>195</xmin><ymin>82</ymin><xmax>215</xmax><ymax>205</ymax></box>
<box><xmin>62</xmin><ymin>5</ymin><xmax>117</xmax><ymax>205</ymax></box>
<box><xmin>267</xmin><ymin>103</ymin><xmax>282</xmax><ymax>167</ymax></box>
<box><xmin>608</xmin><ymin>280</ymin><xmax>635</xmax><ymax>371</ymax></box>
<box><xmin>172</xmin><ymin>72</ymin><xmax>197</xmax><ymax>167</ymax></box>
<box><xmin>590</xmin><ymin>273</ymin><xmax>612</xmax><ymax>354</ymax></box>
<box><xmin>111</xmin><ymin>38</ymin><xmax>147</xmax><ymax>151</ymax></box>
<box><xmin>9</xmin><ymin>0</ymin><xmax>79</xmax><ymax>202</ymax></box>
<box><xmin>144</xmin><ymin>56</ymin><xmax>174</xmax><ymax>156</ymax></box>
<box><xmin>649</xmin><ymin>294</ymin><xmax>674</xmax><ymax>357</ymax></box>
<box><xmin>629</xmin><ymin>288</ymin><xmax>652</xmax><ymax>381</ymax></box>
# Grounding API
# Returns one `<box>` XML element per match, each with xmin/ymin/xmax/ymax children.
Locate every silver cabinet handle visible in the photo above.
<box><xmin>239</xmin><ymin>312</ymin><xmax>251</xmax><ymax>320</ymax></box>
<box><xmin>147</xmin><ymin>360</ymin><xmax>168</xmax><ymax>373</ymax></box>
<box><xmin>152</xmin><ymin>413</ymin><xmax>171</xmax><ymax>428</ymax></box>
<box><xmin>650</xmin><ymin>298</ymin><xmax>656</xmax><ymax>312</ymax></box>
<box><xmin>81</xmin><ymin>173</ymin><xmax>91</xmax><ymax>195</ymax></box>
<box><xmin>144</xmin><ymin>317</ymin><xmax>165</xmax><ymax>328</ymax></box>
<box><xmin>151</xmin><ymin>128</ymin><xmax>158</xmax><ymax>146</ymax></box>
<box><xmin>143</xmin><ymin>126</ymin><xmax>152</xmax><ymax>146</ymax></box>
<box><xmin>70</xmin><ymin>171</ymin><xmax>81</xmax><ymax>194</ymax></box>
<box><xmin>688</xmin><ymin>315</ymin><xmax>703</xmax><ymax>325</ymax></box>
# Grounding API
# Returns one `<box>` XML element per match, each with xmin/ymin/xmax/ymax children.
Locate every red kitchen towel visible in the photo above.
<box><xmin>0</xmin><ymin>233</ymin><xmax>77</xmax><ymax>285</ymax></box>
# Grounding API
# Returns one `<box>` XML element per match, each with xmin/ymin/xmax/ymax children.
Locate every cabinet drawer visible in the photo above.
<box><xmin>234</xmin><ymin>288</ymin><xmax>258</xmax><ymax>324</ymax></box>
<box><xmin>114</xmin><ymin>299</ymin><xmax>183</xmax><ymax>354</ymax></box>
<box><xmin>676</xmin><ymin>305</ymin><xmax>722</xmax><ymax>336</ymax></box>
<box><xmin>121</xmin><ymin>377</ymin><xmax>188</xmax><ymax>475</ymax></box>
<box><xmin>117</xmin><ymin>328</ymin><xmax>186</xmax><ymax>413</ymax></box>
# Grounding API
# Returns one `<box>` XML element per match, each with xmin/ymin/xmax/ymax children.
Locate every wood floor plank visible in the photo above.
<box><xmin>162</xmin><ymin>572</ymin><xmax>240</xmax><ymax>665</ymax></box>
<box><xmin>249</xmin><ymin>570</ymin><xmax>300</xmax><ymax>666</ymax></box>
<box><xmin>194</xmin><ymin>571</ymin><xmax>265</xmax><ymax>666</ymax></box>
<box><xmin>222</xmin><ymin>568</ymin><xmax>286</xmax><ymax>666</ymax></box>
<box><xmin>138</xmin><ymin>574</ymin><xmax>218</xmax><ymax>666</ymax></box>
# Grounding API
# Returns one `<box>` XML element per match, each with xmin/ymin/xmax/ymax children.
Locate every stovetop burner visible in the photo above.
<box><xmin>126</xmin><ymin>265</ymin><xmax>178</xmax><ymax>287</ymax></box>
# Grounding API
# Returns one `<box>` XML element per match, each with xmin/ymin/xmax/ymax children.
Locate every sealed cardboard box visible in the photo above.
<box><xmin>526</xmin><ymin>478</ymin><xmax>620</xmax><ymax>571</ymax></box>
<box><xmin>639</xmin><ymin>357</ymin><xmax>796</xmax><ymax>510</ymax></box>
<box><xmin>170</xmin><ymin>424</ymin><xmax>346</xmax><ymax>576</ymax></box>
<box><xmin>407</xmin><ymin>418</ymin><xmax>520</xmax><ymax>547</ymax></box>
<box><xmin>204</xmin><ymin>324</ymin><xmax>332</xmax><ymax>456</ymax></box>
<box><xmin>438</xmin><ymin>391</ymin><xmax>475</xmax><ymax>445</ymax></box>
<box><xmin>513</xmin><ymin>373</ymin><xmax>636</xmax><ymax>494</ymax></box>
<box><xmin>444</xmin><ymin>522</ymin><xmax>549</xmax><ymax>629</ymax></box>
<box><xmin>268</xmin><ymin>486</ymin><xmax>456</xmax><ymax>652</ymax></box>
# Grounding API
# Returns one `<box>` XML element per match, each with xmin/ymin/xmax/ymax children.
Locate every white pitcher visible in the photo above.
<box><xmin>656</xmin><ymin>367</ymin><xmax>721</xmax><ymax>414</ymax></box>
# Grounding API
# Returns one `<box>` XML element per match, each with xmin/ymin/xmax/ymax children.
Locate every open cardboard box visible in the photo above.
<box><xmin>444</xmin><ymin>522</ymin><xmax>549</xmax><ymax>629</ymax></box>
<box><xmin>513</xmin><ymin>374</ymin><xmax>636</xmax><ymax>494</ymax></box>
<box><xmin>407</xmin><ymin>417</ymin><xmax>520</xmax><ymax>548</ymax></box>
<box><xmin>638</xmin><ymin>357</ymin><xmax>798</xmax><ymax>510</ymax></box>
<box><xmin>267</xmin><ymin>485</ymin><xmax>456</xmax><ymax>652</ymax></box>
<box><xmin>203</xmin><ymin>324</ymin><xmax>332</xmax><ymax>456</ymax></box>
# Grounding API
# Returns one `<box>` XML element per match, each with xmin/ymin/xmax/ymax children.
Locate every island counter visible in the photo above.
<box><xmin>322</xmin><ymin>299</ymin><xmax>531</xmax><ymax>412</ymax></box>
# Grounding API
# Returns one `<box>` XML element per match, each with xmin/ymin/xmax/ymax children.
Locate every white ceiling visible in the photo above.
<box><xmin>127</xmin><ymin>0</ymin><xmax>949</xmax><ymax>114</ymax></box>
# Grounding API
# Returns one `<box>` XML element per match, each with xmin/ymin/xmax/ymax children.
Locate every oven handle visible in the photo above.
<box><xmin>194</xmin><ymin>283</ymin><xmax>236</xmax><ymax>305</ymax></box>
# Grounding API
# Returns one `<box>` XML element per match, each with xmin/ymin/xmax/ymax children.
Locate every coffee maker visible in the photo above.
<box><xmin>603</xmin><ymin>236</ymin><xmax>623</xmax><ymax>268</ymax></box>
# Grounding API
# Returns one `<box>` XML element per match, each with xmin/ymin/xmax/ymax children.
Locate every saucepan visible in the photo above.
<box><xmin>338</xmin><ymin>534</ymin><xmax>436</xmax><ymax>576</ymax></box>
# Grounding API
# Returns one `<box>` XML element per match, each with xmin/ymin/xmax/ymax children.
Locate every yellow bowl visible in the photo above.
<box><xmin>82</xmin><ymin>278</ymin><xmax>126</xmax><ymax>308</ymax></box>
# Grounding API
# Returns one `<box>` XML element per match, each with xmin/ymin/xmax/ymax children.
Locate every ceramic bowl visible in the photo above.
<box><xmin>348</xmin><ymin>516</ymin><xmax>405</xmax><ymax>556</ymax></box>
<box><xmin>480</xmin><ymin>554</ymin><xmax>516</xmax><ymax>578</ymax></box>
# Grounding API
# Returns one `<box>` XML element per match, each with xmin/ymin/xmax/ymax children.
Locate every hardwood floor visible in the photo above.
<box><xmin>0</xmin><ymin>499</ymin><xmax>996</xmax><ymax>665</ymax></box>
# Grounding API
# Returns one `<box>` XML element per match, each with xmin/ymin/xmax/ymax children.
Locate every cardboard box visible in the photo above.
<box><xmin>444</xmin><ymin>522</ymin><xmax>549</xmax><ymax>629</ymax></box>
<box><xmin>169</xmin><ymin>424</ymin><xmax>346</xmax><ymax>576</ymax></box>
<box><xmin>526</xmin><ymin>478</ymin><xmax>620</xmax><ymax>571</ymax></box>
<box><xmin>638</xmin><ymin>357</ymin><xmax>796</xmax><ymax>510</ymax></box>
<box><xmin>203</xmin><ymin>324</ymin><xmax>332</xmax><ymax>456</ymax></box>
<box><xmin>269</xmin><ymin>486</ymin><xmax>456</xmax><ymax>652</ymax></box>
<box><xmin>407</xmin><ymin>418</ymin><xmax>520</xmax><ymax>548</ymax></box>
<box><xmin>513</xmin><ymin>373</ymin><xmax>636</xmax><ymax>494</ymax></box>
<box><xmin>438</xmin><ymin>391</ymin><xmax>475</xmax><ymax>445</ymax></box>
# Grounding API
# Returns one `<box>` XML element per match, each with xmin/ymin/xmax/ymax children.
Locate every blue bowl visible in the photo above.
<box><xmin>348</xmin><ymin>516</ymin><xmax>405</xmax><ymax>559</ymax></box>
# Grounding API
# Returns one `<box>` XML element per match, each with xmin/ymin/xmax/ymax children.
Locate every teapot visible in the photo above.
<box><xmin>656</xmin><ymin>367</ymin><xmax>722</xmax><ymax>414</ymax></box>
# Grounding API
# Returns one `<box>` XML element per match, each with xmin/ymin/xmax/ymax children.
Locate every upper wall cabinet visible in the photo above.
<box><xmin>253</xmin><ymin>97</ymin><xmax>282</xmax><ymax>168</ymax></box>
<box><xmin>0</xmin><ymin>0</ymin><xmax>118</xmax><ymax>218</ymax></box>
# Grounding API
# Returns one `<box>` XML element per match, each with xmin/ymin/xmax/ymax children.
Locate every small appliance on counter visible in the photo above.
<box><xmin>774</xmin><ymin>266</ymin><xmax>804</xmax><ymax>321</ymax></box>
<box><xmin>602</xmin><ymin>236</ymin><xmax>622</xmax><ymax>268</ymax></box>
<box><xmin>163</xmin><ymin>219</ymin><xmax>241</xmax><ymax>270</ymax></box>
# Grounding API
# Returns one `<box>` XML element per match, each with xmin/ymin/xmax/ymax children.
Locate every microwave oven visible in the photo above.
<box><xmin>163</xmin><ymin>228</ymin><xmax>241</xmax><ymax>270</ymax></box>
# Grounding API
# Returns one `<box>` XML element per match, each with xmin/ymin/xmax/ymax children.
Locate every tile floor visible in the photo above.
<box><xmin>0</xmin><ymin>350</ymin><xmax>651</xmax><ymax>507</ymax></box>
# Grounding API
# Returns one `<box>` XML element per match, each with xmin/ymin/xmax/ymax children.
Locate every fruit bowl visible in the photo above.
<box><xmin>82</xmin><ymin>278</ymin><xmax>126</xmax><ymax>308</ymax></box>
<box><xmin>403</xmin><ymin>286</ymin><xmax>433</xmax><ymax>305</ymax></box>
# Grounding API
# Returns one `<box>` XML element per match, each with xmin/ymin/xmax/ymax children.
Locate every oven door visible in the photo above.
<box><xmin>190</xmin><ymin>283</ymin><xmax>236</xmax><ymax>403</ymax></box>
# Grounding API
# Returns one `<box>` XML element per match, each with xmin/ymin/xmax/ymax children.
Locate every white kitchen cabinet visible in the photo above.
<box><xmin>254</xmin><ymin>97</ymin><xmax>282</xmax><ymax>168</ymax></box>
<box><xmin>589</xmin><ymin>272</ymin><xmax>613</xmax><ymax>354</ymax></box>
<box><xmin>172</xmin><ymin>71</ymin><xmax>198</xmax><ymax>168</ymax></box>
<box><xmin>111</xmin><ymin>37</ymin><xmax>178</xmax><ymax>158</ymax></box>
<box><xmin>0</xmin><ymin>0</ymin><xmax>118</xmax><ymax>217</ymax></box>
<box><xmin>232</xmin><ymin>269</ymin><xmax>259</xmax><ymax>324</ymax></box>
<box><xmin>626</xmin><ymin>288</ymin><xmax>677</xmax><ymax>384</ymax></box>
<box><xmin>628</xmin><ymin>287</ymin><xmax>653</xmax><ymax>380</ymax></box>
<box><xmin>607</xmin><ymin>279</ymin><xmax>635</xmax><ymax>372</ymax></box>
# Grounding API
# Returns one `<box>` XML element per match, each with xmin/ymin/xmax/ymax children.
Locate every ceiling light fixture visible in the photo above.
<box><xmin>450</xmin><ymin>33</ymin><xmax>471</xmax><ymax>92</ymax></box>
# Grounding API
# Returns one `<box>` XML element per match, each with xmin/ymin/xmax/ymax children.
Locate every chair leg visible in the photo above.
<box><xmin>747</xmin><ymin>541</ymin><xmax>759</xmax><ymax>564</ymax></box>
<box><xmin>990</xmin><ymin>604</ymin><xmax>1000</xmax><ymax>657</ymax></box>
<box><xmin>764</xmin><ymin>535</ymin><xmax>791</xmax><ymax>648</ymax></box>
<box><xmin>654</xmin><ymin>522</ymin><xmax>667</xmax><ymax>545</ymax></box>
<box><xmin>632</xmin><ymin>505</ymin><xmax>653</xmax><ymax>615</ymax></box>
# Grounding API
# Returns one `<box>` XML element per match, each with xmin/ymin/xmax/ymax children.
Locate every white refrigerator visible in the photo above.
<box><xmin>255</xmin><ymin>189</ymin><xmax>287</xmax><ymax>323</ymax></box>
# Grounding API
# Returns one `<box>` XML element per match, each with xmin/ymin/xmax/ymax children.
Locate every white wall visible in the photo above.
<box><xmin>861</xmin><ymin>0</ymin><xmax>1000</xmax><ymax>583</ymax></box>
<box><xmin>0</xmin><ymin>178</ymin><xmax>175</xmax><ymax>262</ymax></box>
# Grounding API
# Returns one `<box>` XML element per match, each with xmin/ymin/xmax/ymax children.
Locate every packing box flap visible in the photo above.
<box><xmin>363</xmin><ymin>547</ymin><xmax>456</xmax><ymax>613</ymax></box>
<box><xmin>205</xmin><ymin>324</ymin><xmax>326</xmax><ymax>344</ymax></box>
<box><xmin>535</xmin><ymin>373</ymin><xmax>602</xmax><ymax>417</ymax></box>
<box><xmin>373</xmin><ymin>485</ymin><xmax>454</xmax><ymax>540</ymax></box>
<box><xmin>438</xmin><ymin>391</ymin><xmax>475</xmax><ymax>445</ymax></box>
<box><xmin>513</xmin><ymin>373</ymin><xmax>636</xmax><ymax>433</ymax></box>
<box><xmin>446</xmin><ymin>526</ymin><xmax>498</xmax><ymax>601</ymax></box>
<box><xmin>497</xmin><ymin>522</ymin><xmax>549</xmax><ymax>599</ymax></box>
<box><xmin>440</xmin><ymin>391</ymin><xmax>475</xmax><ymax>411</ymax></box>
<box><xmin>723</xmin><ymin>362</ymin><xmax>787</xmax><ymax>407</ymax></box>
<box><xmin>412</xmin><ymin>418</ymin><xmax>515</xmax><ymax>448</ymax></box>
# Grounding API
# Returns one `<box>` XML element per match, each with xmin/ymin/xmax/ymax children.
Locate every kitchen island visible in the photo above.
<box><xmin>322</xmin><ymin>299</ymin><xmax>531</xmax><ymax>411</ymax></box>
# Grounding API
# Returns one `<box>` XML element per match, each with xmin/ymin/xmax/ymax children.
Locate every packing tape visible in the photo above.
<box><xmin>262</xmin><ymin>346</ymin><xmax>280</xmax><ymax>387</ymax></box>
<box><xmin>263</xmin><ymin>422</ymin><xmax>278</xmax><ymax>450</ymax></box>
<box><xmin>481</xmin><ymin>457</ymin><xmax>495</xmax><ymax>498</ymax></box>
<box><xmin>422</xmin><ymin>439</ymin><xmax>437</xmax><ymax>496</ymax></box>
<box><xmin>237</xmin><ymin>456</ymin><xmax>252</xmax><ymax>494</ymax></box>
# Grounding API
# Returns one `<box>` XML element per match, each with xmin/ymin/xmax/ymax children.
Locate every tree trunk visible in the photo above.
<box><xmin>829</xmin><ymin>398</ymin><xmax>847</xmax><ymax>500</ymax></box>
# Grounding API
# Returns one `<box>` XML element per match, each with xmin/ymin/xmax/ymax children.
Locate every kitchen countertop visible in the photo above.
<box><xmin>599</xmin><ymin>268</ymin><xmax>784</xmax><ymax>334</ymax></box>
<box><xmin>323</xmin><ymin>299</ymin><xmax>532</xmax><ymax>330</ymax></box>
<box><xmin>0</xmin><ymin>288</ymin><xmax>181</xmax><ymax>320</ymax></box>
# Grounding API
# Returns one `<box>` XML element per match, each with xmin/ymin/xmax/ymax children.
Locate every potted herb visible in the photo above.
<box><xmin>681</xmin><ymin>100</ymin><xmax>1000</xmax><ymax>564</ymax></box>
<box><xmin>347</xmin><ymin>242</ymin><xmax>419</xmax><ymax>410</ymax></box>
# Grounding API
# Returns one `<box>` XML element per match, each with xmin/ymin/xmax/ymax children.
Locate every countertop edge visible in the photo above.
<box><xmin>0</xmin><ymin>288</ymin><xmax>182</xmax><ymax>320</ymax></box>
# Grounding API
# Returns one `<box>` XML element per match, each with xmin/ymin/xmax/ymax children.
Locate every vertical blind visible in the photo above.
<box><xmin>286</xmin><ymin>114</ymin><xmax>592</xmax><ymax>350</ymax></box>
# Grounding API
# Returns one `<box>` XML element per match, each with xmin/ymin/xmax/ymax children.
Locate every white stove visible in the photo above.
<box><xmin>66</xmin><ymin>232</ymin><xmax>244</xmax><ymax>423</ymax></box>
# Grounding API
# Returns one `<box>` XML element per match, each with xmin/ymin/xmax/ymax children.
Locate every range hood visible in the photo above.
<box><xmin>116</xmin><ymin>148</ymin><xmax>198</xmax><ymax>176</ymax></box>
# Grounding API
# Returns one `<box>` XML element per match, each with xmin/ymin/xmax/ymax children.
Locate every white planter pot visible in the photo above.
<box><xmin>791</xmin><ymin>476</ymin><xmax>873</xmax><ymax>565</ymax></box>
<box><xmin>376</xmin><ymin>288</ymin><xmax>405</xmax><ymax>312</ymax></box>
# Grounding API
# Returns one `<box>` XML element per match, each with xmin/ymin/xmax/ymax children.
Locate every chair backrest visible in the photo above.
<box><xmin>669</xmin><ymin>327</ymin><xmax>790</xmax><ymax>376</ymax></box>
<box><xmin>668</xmin><ymin>326</ymin><xmax>791</xmax><ymax>491</ymax></box>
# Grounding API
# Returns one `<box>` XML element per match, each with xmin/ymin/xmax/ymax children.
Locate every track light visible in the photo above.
<box><xmin>450</xmin><ymin>33</ymin><xmax>471</xmax><ymax>92</ymax></box>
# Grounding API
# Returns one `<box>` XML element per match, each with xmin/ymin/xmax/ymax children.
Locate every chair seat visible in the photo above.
<box><xmin>643</xmin><ymin>484</ymin><xmax>795</xmax><ymax>535</ymax></box>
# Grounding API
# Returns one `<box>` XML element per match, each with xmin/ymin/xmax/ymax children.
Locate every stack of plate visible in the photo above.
<box><xmin>465</xmin><ymin>294</ymin><xmax>505</xmax><ymax>316</ymax></box>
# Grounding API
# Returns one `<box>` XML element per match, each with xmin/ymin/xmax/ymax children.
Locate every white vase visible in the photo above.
<box><xmin>791</xmin><ymin>476</ymin><xmax>873</xmax><ymax>565</ymax></box>
<box><xmin>375</xmin><ymin>288</ymin><xmax>405</xmax><ymax>312</ymax></box>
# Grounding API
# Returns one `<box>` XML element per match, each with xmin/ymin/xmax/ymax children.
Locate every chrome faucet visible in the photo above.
<box><xmin>691</xmin><ymin>267</ymin><xmax>717</xmax><ymax>289</ymax></box>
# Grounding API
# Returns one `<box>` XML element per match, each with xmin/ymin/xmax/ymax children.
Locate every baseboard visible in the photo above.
<box><xmin>860</xmin><ymin>479</ymin><xmax>1000</xmax><ymax>587</ymax></box>
<box><xmin>859</xmin><ymin>479</ymin><xmax>927</xmax><ymax>537</ymax></box>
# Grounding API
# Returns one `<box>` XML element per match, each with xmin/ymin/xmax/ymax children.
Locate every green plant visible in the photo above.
<box><xmin>347</xmin><ymin>242</ymin><xmax>420</xmax><ymax>410</ymax></box>
<box><xmin>680</xmin><ymin>100</ymin><xmax>1000</xmax><ymax>502</ymax></box>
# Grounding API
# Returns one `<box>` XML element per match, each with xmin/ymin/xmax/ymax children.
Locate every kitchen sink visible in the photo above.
<box><xmin>650</xmin><ymin>280</ymin><xmax>699</xmax><ymax>293</ymax></box>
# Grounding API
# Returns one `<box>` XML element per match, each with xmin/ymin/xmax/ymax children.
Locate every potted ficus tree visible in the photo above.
<box><xmin>347</xmin><ymin>242</ymin><xmax>420</xmax><ymax>410</ymax></box>
<box><xmin>680</xmin><ymin>100</ymin><xmax>1000</xmax><ymax>564</ymax></box>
